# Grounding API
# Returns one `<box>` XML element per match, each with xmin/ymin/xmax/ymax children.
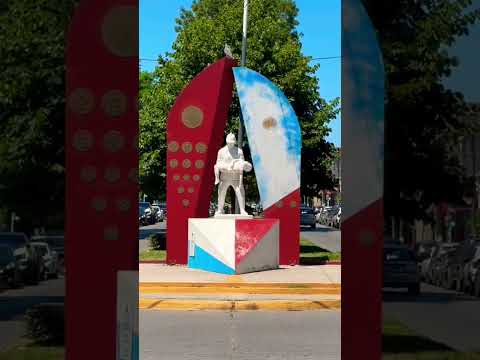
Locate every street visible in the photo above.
<box><xmin>139</xmin><ymin>222</ymin><xmax>166</xmax><ymax>253</ymax></box>
<box><xmin>0</xmin><ymin>277</ymin><xmax>64</xmax><ymax>351</ymax></box>
<box><xmin>383</xmin><ymin>282</ymin><xmax>480</xmax><ymax>352</ymax></box>
<box><xmin>301</xmin><ymin>224</ymin><xmax>341</xmax><ymax>253</ymax></box>
<box><xmin>140</xmin><ymin>310</ymin><xmax>340</xmax><ymax>360</ymax></box>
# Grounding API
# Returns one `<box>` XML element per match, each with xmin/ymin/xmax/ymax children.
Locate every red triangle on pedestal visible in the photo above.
<box><xmin>235</xmin><ymin>219</ymin><xmax>277</xmax><ymax>265</ymax></box>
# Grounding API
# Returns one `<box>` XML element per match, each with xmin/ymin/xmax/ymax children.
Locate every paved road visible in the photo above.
<box><xmin>383</xmin><ymin>283</ymin><xmax>480</xmax><ymax>352</ymax></box>
<box><xmin>140</xmin><ymin>310</ymin><xmax>340</xmax><ymax>360</ymax></box>
<box><xmin>301</xmin><ymin>224</ymin><xmax>341</xmax><ymax>253</ymax></box>
<box><xmin>139</xmin><ymin>222</ymin><xmax>341</xmax><ymax>254</ymax></box>
<box><xmin>139</xmin><ymin>222</ymin><xmax>166</xmax><ymax>253</ymax></box>
<box><xmin>0</xmin><ymin>277</ymin><xmax>64</xmax><ymax>351</ymax></box>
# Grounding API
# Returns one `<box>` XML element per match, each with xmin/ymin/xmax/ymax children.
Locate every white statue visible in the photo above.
<box><xmin>214</xmin><ymin>133</ymin><xmax>253</xmax><ymax>216</ymax></box>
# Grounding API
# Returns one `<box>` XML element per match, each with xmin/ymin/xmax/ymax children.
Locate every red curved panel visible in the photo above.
<box><xmin>263</xmin><ymin>189</ymin><xmax>300</xmax><ymax>265</ymax></box>
<box><xmin>166</xmin><ymin>57</ymin><xmax>237</xmax><ymax>264</ymax></box>
<box><xmin>66</xmin><ymin>1</ymin><xmax>138</xmax><ymax>359</ymax></box>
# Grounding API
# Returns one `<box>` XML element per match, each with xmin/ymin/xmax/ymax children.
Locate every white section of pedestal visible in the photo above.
<box><xmin>188</xmin><ymin>218</ymin><xmax>236</xmax><ymax>269</ymax></box>
<box><xmin>213</xmin><ymin>214</ymin><xmax>253</xmax><ymax>219</ymax></box>
<box><xmin>236</xmin><ymin>221</ymin><xmax>279</xmax><ymax>274</ymax></box>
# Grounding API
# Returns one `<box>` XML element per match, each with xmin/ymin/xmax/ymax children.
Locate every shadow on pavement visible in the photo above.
<box><xmin>301</xmin><ymin>226</ymin><xmax>339</xmax><ymax>233</ymax></box>
<box><xmin>139</xmin><ymin>227</ymin><xmax>166</xmax><ymax>241</ymax></box>
<box><xmin>382</xmin><ymin>289</ymin><xmax>480</xmax><ymax>304</ymax></box>
<box><xmin>382</xmin><ymin>334</ymin><xmax>453</xmax><ymax>353</ymax></box>
<box><xmin>0</xmin><ymin>296</ymin><xmax>64</xmax><ymax>321</ymax></box>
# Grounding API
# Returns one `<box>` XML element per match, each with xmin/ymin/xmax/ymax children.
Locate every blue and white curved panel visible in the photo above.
<box><xmin>233</xmin><ymin>67</ymin><xmax>301</xmax><ymax>210</ymax></box>
<box><xmin>343</xmin><ymin>0</ymin><xmax>384</xmax><ymax>221</ymax></box>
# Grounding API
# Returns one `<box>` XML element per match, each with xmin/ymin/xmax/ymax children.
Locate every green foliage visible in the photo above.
<box><xmin>139</xmin><ymin>0</ymin><xmax>340</xmax><ymax>200</ymax></box>
<box><xmin>25</xmin><ymin>304</ymin><xmax>64</xmax><ymax>345</ymax></box>
<box><xmin>148</xmin><ymin>232</ymin><xmax>166</xmax><ymax>250</ymax></box>
<box><xmin>0</xmin><ymin>0</ymin><xmax>77</xmax><ymax>232</ymax></box>
<box><xmin>362</xmin><ymin>0</ymin><xmax>480</xmax><ymax>222</ymax></box>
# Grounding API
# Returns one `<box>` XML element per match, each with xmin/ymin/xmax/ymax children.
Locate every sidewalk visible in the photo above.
<box><xmin>139</xmin><ymin>264</ymin><xmax>341</xmax><ymax>311</ymax></box>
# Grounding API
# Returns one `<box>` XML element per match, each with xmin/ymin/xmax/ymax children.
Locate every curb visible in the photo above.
<box><xmin>139</xmin><ymin>261</ymin><xmax>341</xmax><ymax>265</ymax></box>
<box><xmin>139</xmin><ymin>282</ymin><xmax>340</xmax><ymax>295</ymax></box>
<box><xmin>139</xmin><ymin>298</ymin><xmax>341</xmax><ymax>311</ymax></box>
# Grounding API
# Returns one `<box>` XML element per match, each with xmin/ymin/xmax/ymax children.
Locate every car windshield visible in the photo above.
<box><xmin>384</xmin><ymin>248</ymin><xmax>414</xmax><ymax>262</ymax></box>
<box><xmin>34</xmin><ymin>237</ymin><xmax>63</xmax><ymax>248</ymax></box>
<box><xmin>33</xmin><ymin>245</ymin><xmax>48</xmax><ymax>256</ymax></box>
<box><xmin>0</xmin><ymin>234</ymin><xmax>26</xmax><ymax>250</ymax></box>
<box><xmin>301</xmin><ymin>208</ymin><xmax>314</xmax><ymax>214</ymax></box>
<box><xmin>0</xmin><ymin>246</ymin><xmax>13</xmax><ymax>261</ymax></box>
<box><xmin>46</xmin><ymin>237</ymin><xmax>63</xmax><ymax>247</ymax></box>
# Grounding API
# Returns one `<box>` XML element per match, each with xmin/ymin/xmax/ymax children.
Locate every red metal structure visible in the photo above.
<box><xmin>66</xmin><ymin>1</ymin><xmax>138</xmax><ymax>359</ymax></box>
<box><xmin>263</xmin><ymin>190</ymin><xmax>301</xmax><ymax>264</ymax></box>
<box><xmin>166</xmin><ymin>57</ymin><xmax>237</xmax><ymax>265</ymax></box>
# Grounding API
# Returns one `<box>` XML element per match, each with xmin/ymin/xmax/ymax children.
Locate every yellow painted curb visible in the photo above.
<box><xmin>140</xmin><ymin>282</ymin><xmax>340</xmax><ymax>288</ymax></box>
<box><xmin>139</xmin><ymin>298</ymin><xmax>341</xmax><ymax>311</ymax></box>
<box><xmin>140</xmin><ymin>287</ymin><xmax>340</xmax><ymax>295</ymax></box>
<box><xmin>140</xmin><ymin>283</ymin><xmax>340</xmax><ymax>296</ymax></box>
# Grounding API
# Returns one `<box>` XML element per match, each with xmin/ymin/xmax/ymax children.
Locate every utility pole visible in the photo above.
<box><xmin>472</xmin><ymin>134</ymin><xmax>477</xmax><ymax>238</ymax></box>
<box><xmin>236</xmin><ymin>0</ymin><xmax>249</xmax><ymax>214</ymax></box>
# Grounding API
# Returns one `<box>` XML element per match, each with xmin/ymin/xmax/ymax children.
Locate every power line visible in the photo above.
<box><xmin>139</xmin><ymin>56</ymin><xmax>342</xmax><ymax>63</ymax></box>
<box><xmin>310</xmin><ymin>56</ymin><xmax>341</xmax><ymax>61</ymax></box>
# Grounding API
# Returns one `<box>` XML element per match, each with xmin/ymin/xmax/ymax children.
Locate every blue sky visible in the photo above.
<box><xmin>140</xmin><ymin>0</ymin><xmax>341</xmax><ymax>146</ymax></box>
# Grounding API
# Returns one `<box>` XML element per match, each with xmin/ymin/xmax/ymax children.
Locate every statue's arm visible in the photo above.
<box><xmin>239</xmin><ymin>148</ymin><xmax>245</xmax><ymax>161</ymax></box>
<box><xmin>216</xmin><ymin>149</ymin><xmax>227</xmax><ymax>171</ymax></box>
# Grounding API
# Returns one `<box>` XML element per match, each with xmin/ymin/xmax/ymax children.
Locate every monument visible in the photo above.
<box><xmin>166</xmin><ymin>57</ymin><xmax>301</xmax><ymax>271</ymax></box>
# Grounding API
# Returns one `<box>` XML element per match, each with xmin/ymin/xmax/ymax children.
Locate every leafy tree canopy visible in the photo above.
<box><xmin>0</xmin><ymin>0</ymin><xmax>77</xmax><ymax>231</ymax></box>
<box><xmin>362</xmin><ymin>0</ymin><xmax>480</xmax><ymax>222</ymax></box>
<box><xmin>140</xmin><ymin>0</ymin><xmax>340</xmax><ymax>202</ymax></box>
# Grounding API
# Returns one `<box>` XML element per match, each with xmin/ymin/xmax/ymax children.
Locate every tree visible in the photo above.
<box><xmin>140</xmin><ymin>0</ymin><xmax>340</xmax><ymax>203</ymax></box>
<box><xmin>0</xmin><ymin>0</ymin><xmax>77</xmax><ymax>231</ymax></box>
<box><xmin>361</xmin><ymin>0</ymin><xmax>480</xmax><ymax>226</ymax></box>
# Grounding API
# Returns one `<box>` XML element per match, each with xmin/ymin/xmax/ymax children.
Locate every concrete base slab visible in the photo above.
<box><xmin>139</xmin><ymin>264</ymin><xmax>341</xmax><ymax>284</ymax></box>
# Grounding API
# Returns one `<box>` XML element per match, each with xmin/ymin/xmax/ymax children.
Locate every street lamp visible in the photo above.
<box><xmin>10</xmin><ymin>212</ymin><xmax>20</xmax><ymax>232</ymax></box>
<box><xmin>235</xmin><ymin>0</ymin><xmax>249</xmax><ymax>214</ymax></box>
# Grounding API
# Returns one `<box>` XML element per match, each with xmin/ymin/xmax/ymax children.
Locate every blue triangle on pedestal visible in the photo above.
<box><xmin>188</xmin><ymin>244</ymin><xmax>236</xmax><ymax>275</ymax></box>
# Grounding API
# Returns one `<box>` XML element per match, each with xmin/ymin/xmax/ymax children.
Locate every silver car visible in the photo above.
<box><xmin>30</xmin><ymin>242</ymin><xmax>59</xmax><ymax>279</ymax></box>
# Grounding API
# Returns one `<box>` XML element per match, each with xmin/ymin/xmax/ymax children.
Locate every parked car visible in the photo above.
<box><xmin>157</xmin><ymin>202</ymin><xmax>167</xmax><ymax>219</ymax></box>
<box><xmin>462</xmin><ymin>246</ymin><xmax>480</xmax><ymax>295</ymax></box>
<box><xmin>139</xmin><ymin>202</ymin><xmax>155</xmax><ymax>226</ymax></box>
<box><xmin>0</xmin><ymin>232</ymin><xmax>42</xmax><ymax>285</ymax></box>
<box><xmin>150</xmin><ymin>205</ymin><xmax>161</xmax><ymax>223</ymax></box>
<box><xmin>300</xmin><ymin>206</ymin><xmax>316</xmax><ymax>229</ymax></box>
<box><xmin>383</xmin><ymin>243</ymin><xmax>421</xmax><ymax>294</ymax></box>
<box><xmin>31</xmin><ymin>235</ymin><xmax>64</xmax><ymax>272</ymax></box>
<box><xmin>317</xmin><ymin>207</ymin><xmax>331</xmax><ymax>224</ymax></box>
<box><xmin>419</xmin><ymin>244</ymin><xmax>438</xmax><ymax>282</ymax></box>
<box><xmin>326</xmin><ymin>206</ymin><xmax>340</xmax><ymax>228</ymax></box>
<box><xmin>423</xmin><ymin>243</ymin><xmax>459</xmax><ymax>284</ymax></box>
<box><xmin>151</xmin><ymin>206</ymin><xmax>164</xmax><ymax>222</ymax></box>
<box><xmin>0</xmin><ymin>245</ymin><xmax>23</xmax><ymax>288</ymax></box>
<box><xmin>431</xmin><ymin>244</ymin><xmax>460</xmax><ymax>287</ymax></box>
<box><xmin>470</xmin><ymin>258</ymin><xmax>480</xmax><ymax>297</ymax></box>
<box><xmin>30</xmin><ymin>242</ymin><xmax>59</xmax><ymax>279</ymax></box>
<box><xmin>443</xmin><ymin>241</ymin><xmax>480</xmax><ymax>291</ymax></box>
<box><xmin>332</xmin><ymin>207</ymin><xmax>341</xmax><ymax>228</ymax></box>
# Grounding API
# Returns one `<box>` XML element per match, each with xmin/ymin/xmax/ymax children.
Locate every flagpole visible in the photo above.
<box><xmin>236</xmin><ymin>0</ymin><xmax>249</xmax><ymax>214</ymax></box>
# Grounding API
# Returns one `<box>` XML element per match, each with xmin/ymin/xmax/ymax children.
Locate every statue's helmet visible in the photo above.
<box><xmin>226</xmin><ymin>133</ymin><xmax>236</xmax><ymax>144</ymax></box>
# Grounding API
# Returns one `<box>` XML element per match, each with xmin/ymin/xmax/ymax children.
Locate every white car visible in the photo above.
<box><xmin>30</xmin><ymin>242</ymin><xmax>59</xmax><ymax>279</ymax></box>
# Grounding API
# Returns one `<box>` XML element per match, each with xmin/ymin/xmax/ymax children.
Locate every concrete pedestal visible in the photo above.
<box><xmin>188</xmin><ymin>217</ymin><xmax>279</xmax><ymax>275</ymax></box>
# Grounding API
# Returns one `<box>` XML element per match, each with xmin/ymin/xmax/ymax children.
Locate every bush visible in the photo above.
<box><xmin>25</xmin><ymin>303</ymin><xmax>64</xmax><ymax>345</ymax></box>
<box><xmin>148</xmin><ymin>233</ymin><xmax>166</xmax><ymax>250</ymax></box>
